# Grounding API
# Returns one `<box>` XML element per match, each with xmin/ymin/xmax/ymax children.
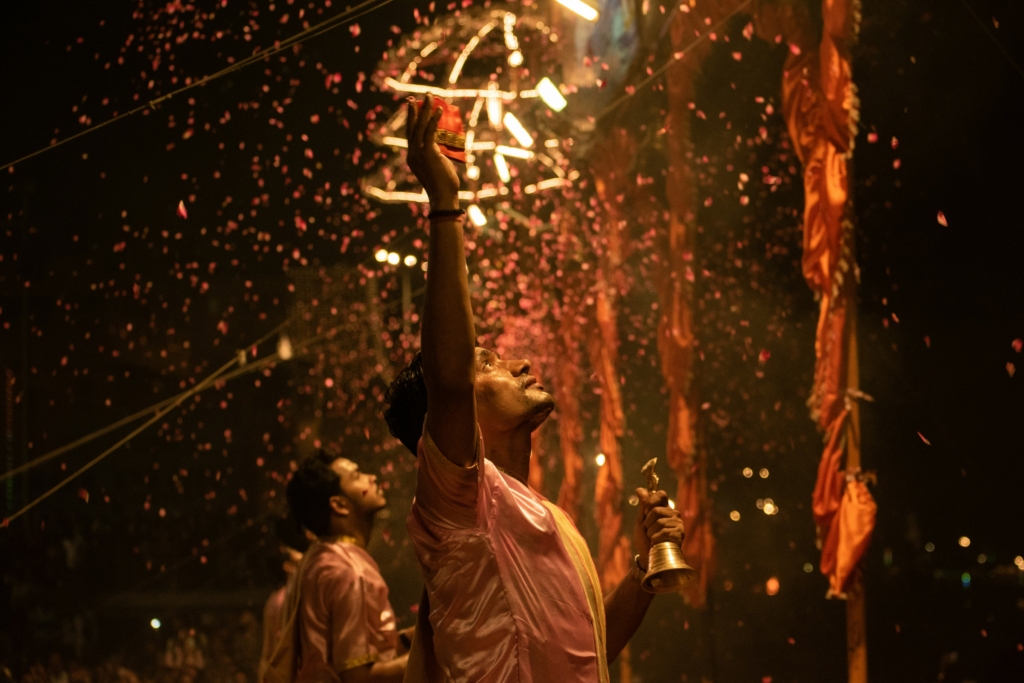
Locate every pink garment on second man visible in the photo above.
<box><xmin>293</xmin><ymin>539</ymin><xmax>398</xmax><ymax>682</ymax></box>
<box><xmin>407</xmin><ymin>426</ymin><xmax>604</xmax><ymax>683</ymax></box>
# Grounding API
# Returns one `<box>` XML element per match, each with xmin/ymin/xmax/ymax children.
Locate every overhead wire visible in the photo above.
<box><xmin>0</xmin><ymin>0</ymin><xmax>395</xmax><ymax>172</ymax></box>
<box><xmin>594</xmin><ymin>0</ymin><xmax>756</xmax><ymax>126</ymax></box>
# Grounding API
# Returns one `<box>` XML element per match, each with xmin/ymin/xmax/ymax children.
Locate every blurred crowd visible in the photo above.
<box><xmin>4</xmin><ymin>610</ymin><xmax>264</xmax><ymax>683</ymax></box>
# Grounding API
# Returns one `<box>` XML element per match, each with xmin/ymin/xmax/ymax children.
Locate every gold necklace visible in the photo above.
<box><xmin>323</xmin><ymin>534</ymin><xmax>364</xmax><ymax>549</ymax></box>
<box><xmin>496</xmin><ymin>465</ymin><xmax>529</xmax><ymax>488</ymax></box>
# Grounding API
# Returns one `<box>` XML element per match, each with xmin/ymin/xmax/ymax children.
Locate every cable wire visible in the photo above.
<box><xmin>0</xmin><ymin>0</ymin><xmax>394</xmax><ymax>172</ymax></box>
<box><xmin>594</xmin><ymin>0</ymin><xmax>756</xmax><ymax>125</ymax></box>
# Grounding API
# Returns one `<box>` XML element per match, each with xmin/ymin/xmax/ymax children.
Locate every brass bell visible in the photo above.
<box><xmin>639</xmin><ymin>458</ymin><xmax>698</xmax><ymax>594</ymax></box>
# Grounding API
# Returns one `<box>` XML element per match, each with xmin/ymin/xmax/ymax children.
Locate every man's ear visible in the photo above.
<box><xmin>329</xmin><ymin>495</ymin><xmax>351</xmax><ymax>517</ymax></box>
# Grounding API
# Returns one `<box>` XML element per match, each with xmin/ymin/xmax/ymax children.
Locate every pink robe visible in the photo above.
<box><xmin>290</xmin><ymin>539</ymin><xmax>398</xmax><ymax>682</ymax></box>
<box><xmin>407</xmin><ymin>427</ymin><xmax>608</xmax><ymax>683</ymax></box>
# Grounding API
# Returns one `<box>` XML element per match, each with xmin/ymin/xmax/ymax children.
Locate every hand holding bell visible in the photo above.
<box><xmin>638</xmin><ymin>458</ymin><xmax>697</xmax><ymax>594</ymax></box>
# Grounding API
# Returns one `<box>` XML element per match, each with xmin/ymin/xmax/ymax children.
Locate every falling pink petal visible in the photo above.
<box><xmin>177</xmin><ymin>200</ymin><xmax>188</xmax><ymax>219</ymax></box>
<box><xmin>917</xmin><ymin>432</ymin><xmax>931</xmax><ymax>445</ymax></box>
<box><xmin>936</xmin><ymin>211</ymin><xmax>948</xmax><ymax>226</ymax></box>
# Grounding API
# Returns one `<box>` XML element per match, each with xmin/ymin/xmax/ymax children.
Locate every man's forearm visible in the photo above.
<box><xmin>603</xmin><ymin>571</ymin><xmax>654</xmax><ymax>663</ymax></box>
<box><xmin>422</xmin><ymin>211</ymin><xmax>475</xmax><ymax>396</ymax></box>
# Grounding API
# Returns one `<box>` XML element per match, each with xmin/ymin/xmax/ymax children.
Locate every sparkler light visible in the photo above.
<box><xmin>467</xmin><ymin>204</ymin><xmax>488</xmax><ymax>227</ymax></box>
<box><xmin>502</xmin><ymin>111</ymin><xmax>534</xmax><ymax>147</ymax></box>
<box><xmin>555</xmin><ymin>0</ymin><xmax>599</xmax><ymax>21</ymax></box>
<box><xmin>494</xmin><ymin>153</ymin><xmax>511</xmax><ymax>182</ymax></box>
<box><xmin>536</xmin><ymin>77</ymin><xmax>567</xmax><ymax>112</ymax></box>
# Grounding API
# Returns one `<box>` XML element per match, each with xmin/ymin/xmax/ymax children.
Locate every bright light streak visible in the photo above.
<box><xmin>537</xmin><ymin>77</ymin><xmax>568</xmax><ymax>112</ymax></box>
<box><xmin>535</xmin><ymin>178</ymin><xmax>568</xmax><ymax>191</ymax></box>
<box><xmin>555</xmin><ymin>0</ymin><xmax>599</xmax><ymax>21</ymax></box>
<box><xmin>150</xmin><ymin>619</ymin><xmax>162</xmax><ymax>629</ymax></box>
<box><xmin>595</xmin><ymin>453</ymin><xmax>606</xmax><ymax>467</ymax></box>
<box><xmin>494</xmin><ymin>145</ymin><xmax>533</xmax><ymax>159</ymax></box>
<box><xmin>420</xmin><ymin>42</ymin><xmax>438</xmax><ymax>57</ymax></box>
<box><xmin>502</xmin><ymin>112</ymin><xmax>534</xmax><ymax>147</ymax></box>
<box><xmin>374</xmin><ymin>249</ymin><xmax>389</xmax><ymax>262</ymax></box>
<box><xmin>363</xmin><ymin>186</ymin><xmax>429</xmax><ymax>203</ymax></box>
<box><xmin>493</xmin><ymin>153</ymin><xmax>511</xmax><ymax>182</ymax></box>
<box><xmin>487</xmin><ymin>82</ymin><xmax>503</xmax><ymax>128</ymax></box>
<box><xmin>403</xmin><ymin>255</ymin><xmax>418</xmax><ymax>267</ymax></box>
<box><xmin>467</xmin><ymin>204</ymin><xmax>488</xmax><ymax>227</ymax></box>
<box><xmin>469</xmin><ymin>97</ymin><xmax>485</xmax><ymax>127</ymax></box>
<box><xmin>382</xmin><ymin>136</ymin><xmax>408</xmax><ymax>148</ymax></box>
<box><xmin>457</xmin><ymin>190</ymin><xmax>476</xmax><ymax>201</ymax></box>
<box><xmin>277</xmin><ymin>335</ymin><xmax>293</xmax><ymax>361</ymax></box>
<box><xmin>519</xmin><ymin>89</ymin><xmax>538</xmax><ymax>98</ymax></box>
<box><xmin>476</xmin><ymin>187</ymin><xmax>499</xmax><ymax>199</ymax></box>
<box><xmin>383</xmin><ymin>77</ymin><xmax>519</xmax><ymax>100</ymax></box>
<box><xmin>448</xmin><ymin>36</ymin><xmax>480</xmax><ymax>84</ymax></box>
<box><xmin>544</xmin><ymin>138</ymin><xmax>560</xmax><ymax>148</ymax></box>
<box><xmin>668</xmin><ymin>499</ymin><xmax>676</xmax><ymax>509</ymax></box>
<box><xmin>387</xmin><ymin>252</ymin><xmax>400</xmax><ymax>266</ymax></box>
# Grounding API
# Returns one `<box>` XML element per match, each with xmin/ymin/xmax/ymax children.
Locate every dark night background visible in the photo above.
<box><xmin>2</xmin><ymin>0</ymin><xmax>1023</xmax><ymax>682</ymax></box>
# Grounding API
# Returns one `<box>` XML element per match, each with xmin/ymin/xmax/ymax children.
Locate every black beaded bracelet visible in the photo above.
<box><xmin>427</xmin><ymin>208</ymin><xmax>465</xmax><ymax>222</ymax></box>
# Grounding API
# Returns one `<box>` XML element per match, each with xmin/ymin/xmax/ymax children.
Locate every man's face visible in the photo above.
<box><xmin>473</xmin><ymin>348</ymin><xmax>555</xmax><ymax>432</ymax></box>
<box><xmin>330</xmin><ymin>457</ymin><xmax>388</xmax><ymax>515</ymax></box>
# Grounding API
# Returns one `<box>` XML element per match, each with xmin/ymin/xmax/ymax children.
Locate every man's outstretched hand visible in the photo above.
<box><xmin>405</xmin><ymin>94</ymin><xmax>461</xmax><ymax>211</ymax></box>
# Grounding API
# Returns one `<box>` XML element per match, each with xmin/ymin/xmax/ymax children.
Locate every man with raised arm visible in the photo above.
<box><xmin>383</xmin><ymin>95</ymin><xmax>685</xmax><ymax>683</ymax></box>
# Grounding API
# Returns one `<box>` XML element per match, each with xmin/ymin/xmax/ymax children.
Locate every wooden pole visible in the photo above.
<box><xmin>844</xmin><ymin>302</ymin><xmax>867</xmax><ymax>682</ymax></box>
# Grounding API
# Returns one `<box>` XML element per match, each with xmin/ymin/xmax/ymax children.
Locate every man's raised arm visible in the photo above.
<box><xmin>405</xmin><ymin>95</ymin><xmax>478</xmax><ymax>467</ymax></box>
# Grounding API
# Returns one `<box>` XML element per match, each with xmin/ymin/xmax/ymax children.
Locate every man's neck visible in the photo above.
<box><xmin>481</xmin><ymin>424</ymin><xmax>533</xmax><ymax>485</ymax></box>
<box><xmin>326</xmin><ymin>513</ymin><xmax>375</xmax><ymax>549</ymax></box>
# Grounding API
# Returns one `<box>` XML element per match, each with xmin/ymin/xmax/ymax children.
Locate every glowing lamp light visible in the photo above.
<box><xmin>387</xmin><ymin>252</ymin><xmax>401</xmax><ymax>266</ymax></box>
<box><xmin>375</xmin><ymin>249</ymin><xmax>389</xmax><ymax>263</ymax></box>
<box><xmin>762</xmin><ymin>498</ymin><xmax>778</xmax><ymax>515</ymax></box>
<box><xmin>766</xmin><ymin>577</ymin><xmax>780</xmax><ymax>596</ymax></box>
<box><xmin>960</xmin><ymin>572</ymin><xmax>971</xmax><ymax>588</ymax></box>
<box><xmin>277</xmin><ymin>335</ymin><xmax>294</xmax><ymax>361</ymax></box>
<box><xmin>494</xmin><ymin>153</ymin><xmax>511</xmax><ymax>182</ymax></box>
<box><xmin>467</xmin><ymin>204</ymin><xmax>488</xmax><ymax>227</ymax></box>
<box><xmin>150</xmin><ymin>618</ymin><xmax>162</xmax><ymax>629</ymax></box>
<box><xmin>467</xmin><ymin>165</ymin><xmax>481</xmax><ymax>180</ymax></box>
<box><xmin>494</xmin><ymin>145</ymin><xmax>533</xmax><ymax>160</ymax></box>
<box><xmin>925</xmin><ymin>542</ymin><xmax>935</xmax><ymax>552</ymax></box>
<box><xmin>403</xmin><ymin>255</ymin><xmax>418</xmax><ymax>267</ymax></box>
<box><xmin>502</xmin><ymin>112</ymin><xmax>534</xmax><ymax>147</ymax></box>
<box><xmin>595</xmin><ymin>453</ymin><xmax>606</xmax><ymax>467</ymax></box>
<box><xmin>508</xmin><ymin>50</ymin><xmax>524</xmax><ymax>67</ymax></box>
<box><xmin>1014</xmin><ymin>555</ymin><xmax>1024</xmax><ymax>570</ymax></box>
<box><xmin>536</xmin><ymin>77</ymin><xmax>568</xmax><ymax>112</ymax></box>
<box><xmin>803</xmin><ymin>563</ymin><xmax>814</xmax><ymax>573</ymax></box>
<box><xmin>958</xmin><ymin>536</ymin><xmax>971</xmax><ymax>548</ymax></box>
<box><xmin>555</xmin><ymin>0</ymin><xmax>599</xmax><ymax>21</ymax></box>
<box><xmin>729</xmin><ymin>510</ymin><xmax>740</xmax><ymax>521</ymax></box>
<box><xmin>742</xmin><ymin>467</ymin><xmax>753</xmax><ymax>478</ymax></box>
<box><xmin>759</xmin><ymin>468</ymin><xmax>769</xmax><ymax>478</ymax></box>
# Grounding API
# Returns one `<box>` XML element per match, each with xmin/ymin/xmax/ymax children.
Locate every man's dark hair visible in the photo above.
<box><xmin>383</xmin><ymin>352</ymin><xmax>427</xmax><ymax>455</ymax></box>
<box><xmin>286</xmin><ymin>450</ymin><xmax>342</xmax><ymax>537</ymax></box>
<box><xmin>272</xmin><ymin>514</ymin><xmax>310</xmax><ymax>554</ymax></box>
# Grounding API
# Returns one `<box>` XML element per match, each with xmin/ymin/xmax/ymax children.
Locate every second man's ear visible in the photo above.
<box><xmin>329</xmin><ymin>495</ymin><xmax>351</xmax><ymax>517</ymax></box>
